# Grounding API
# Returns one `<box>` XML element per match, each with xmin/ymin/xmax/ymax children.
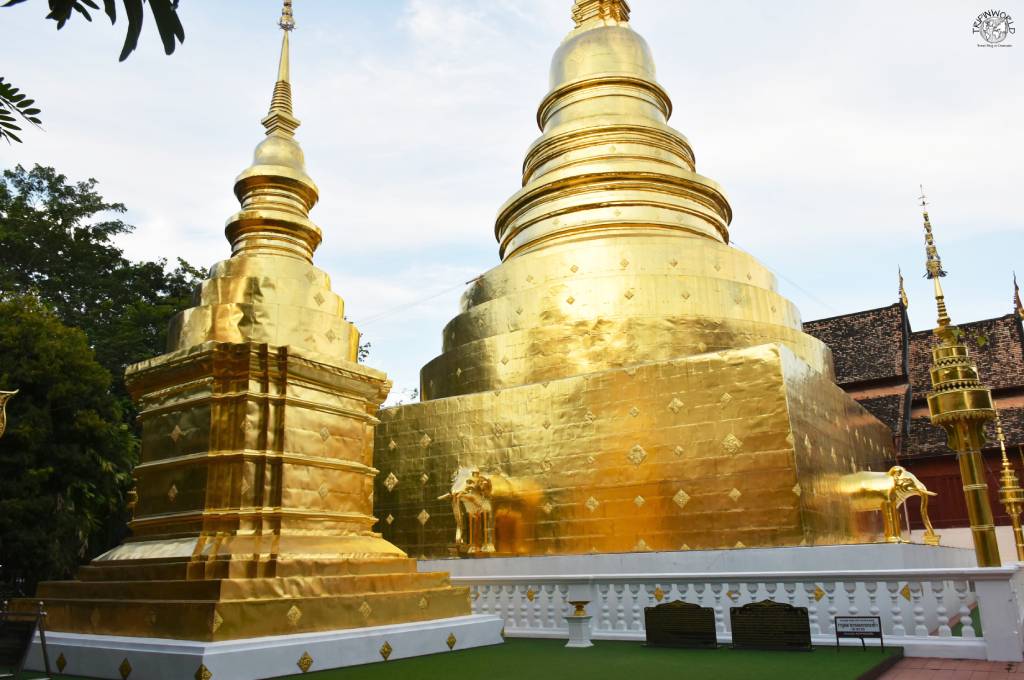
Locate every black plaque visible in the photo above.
<box><xmin>644</xmin><ymin>600</ymin><xmax>718</xmax><ymax>649</ymax></box>
<box><xmin>730</xmin><ymin>599</ymin><xmax>812</xmax><ymax>651</ymax></box>
<box><xmin>0</xmin><ymin>604</ymin><xmax>51</xmax><ymax>678</ymax></box>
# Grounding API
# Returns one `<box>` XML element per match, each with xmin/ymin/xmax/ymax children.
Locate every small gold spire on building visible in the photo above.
<box><xmin>572</xmin><ymin>0</ymin><xmax>631</xmax><ymax>27</ymax></box>
<box><xmin>1014</xmin><ymin>272</ymin><xmax>1023</xmax><ymax>320</ymax></box>
<box><xmin>263</xmin><ymin>0</ymin><xmax>299</xmax><ymax>138</ymax></box>
<box><xmin>898</xmin><ymin>267</ymin><xmax>908</xmax><ymax>307</ymax></box>
<box><xmin>996</xmin><ymin>418</ymin><xmax>1024</xmax><ymax>561</ymax></box>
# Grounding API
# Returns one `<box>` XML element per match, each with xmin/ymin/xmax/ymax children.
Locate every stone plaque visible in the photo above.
<box><xmin>644</xmin><ymin>600</ymin><xmax>718</xmax><ymax>649</ymax></box>
<box><xmin>730</xmin><ymin>599</ymin><xmax>812</xmax><ymax>651</ymax></box>
<box><xmin>0</xmin><ymin>616</ymin><xmax>37</xmax><ymax>670</ymax></box>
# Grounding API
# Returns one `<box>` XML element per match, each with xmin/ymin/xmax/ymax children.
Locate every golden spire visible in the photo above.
<box><xmin>996</xmin><ymin>417</ymin><xmax>1024</xmax><ymax>560</ymax></box>
<box><xmin>572</xmin><ymin>0</ymin><xmax>631</xmax><ymax>27</ymax></box>
<box><xmin>898</xmin><ymin>267</ymin><xmax>908</xmax><ymax>307</ymax></box>
<box><xmin>224</xmin><ymin>0</ymin><xmax>322</xmax><ymax>263</ymax></box>
<box><xmin>919</xmin><ymin>185</ymin><xmax>953</xmax><ymax>338</ymax></box>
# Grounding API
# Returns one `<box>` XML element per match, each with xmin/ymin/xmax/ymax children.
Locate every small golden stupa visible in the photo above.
<box><xmin>23</xmin><ymin>2</ymin><xmax>470</xmax><ymax>641</ymax></box>
<box><xmin>374</xmin><ymin>0</ymin><xmax>894</xmax><ymax>556</ymax></box>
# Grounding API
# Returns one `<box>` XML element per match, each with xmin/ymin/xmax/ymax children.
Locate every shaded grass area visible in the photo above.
<box><xmin>10</xmin><ymin>638</ymin><xmax>901</xmax><ymax>680</ymax></box>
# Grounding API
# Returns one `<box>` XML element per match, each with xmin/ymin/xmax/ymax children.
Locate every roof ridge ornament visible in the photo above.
<box><xmin>572</xmin><ymin>0</ymin><xmax>631</xmax><ymax>28</ymax></box>
<box><xmin>919</xmin><ymin>185</ymin><xmax>953</xmax><ymax>335</ymax></box>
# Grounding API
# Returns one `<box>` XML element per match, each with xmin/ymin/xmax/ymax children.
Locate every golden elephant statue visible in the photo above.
<box><xmin>439</xmin><ymin>467</ymin><xmax>540</xmax><ymax>555</ymax></box>
<box><xmin>839</xmin><ymin>465</ymin><xmax>939</xmax><ymax>544</ymax></box>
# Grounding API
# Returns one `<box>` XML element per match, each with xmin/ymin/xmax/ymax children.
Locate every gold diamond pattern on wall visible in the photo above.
<box><xmin>317</xmin><ymin>483</ymin><xmax>329</xmax><ymax>499</ymax></box>
<box><xmin>814</xmin><ymin>586</ymin><xmax>826</xmax><ymax>601</ymax></box>
<box><xmin>627</xmin><ymin>444</ymin><xmax>647</xmax><ymax>466</ymax></box>
<box><xmin>447</xmin><ymin>632</ymin><xmax>457</xmax><ymax>650</ymax></box>
<box><xmin>195</xmin><ymin>664</ymin><xmax>212</xmax><ymax>680</ymax></box>
<box><xmin>210</xmin><ymin>610</ymin><xmax>223</xmax><ymax>633</ymax></box>
<box><xmin>654</xmin><ymin>586</ymin><xmax>665</xmax><ymax>602</ymax></box>
<box><xmin>629</xmin><ymin>406</ymin><xmax>640</xmax><ymax>417</ymax></box>
<box><xmin>388</xmin><ymin>439</ymin><xmax>398</xmax><ymax>450</ymax></box>
<box><xmin>56</xmin><ymin>653</ymin><xmax>67</xmax><ymax>673</ymax></box>
<box><xmin>900</xmin><ymin>584</ymin><xmax>911</xmax><ymax>601</ymax></box>
<box><xmin>584</xmin><ymin>410</ymin><xmax>596</xmax><ymax>423</ymax></box>
<box><xmin>719</xmin><ymin>392</ymin><xmax>733</xmax><ymax>406</ymax></box>
<box><xmin>379</xmin><ymin>641</ymin><xmax>393</xmax><ymax>661</ymax></box>
<box><xmin>728</xmin><ymin>488</ymin><xmax>742</xmax><ymax>502</ymax></box>
<box><xmin>734</xmin><ymin>540</ymin><xmax>745</xmax><ymax>548</ymax></box>
<box><xmin>633</xmin><ymin>539</ymin><xmax>649</xmax><ymax>551</ymax></box>
<box><xmin>633</xmin><ymin>495</ymin><xmax>645</xmax><ymax>508</ymax></box>
<box><xmin>384</xmin><ymin>472</ymin><xmax>399</xmax><ymax>492</ymax></box>
<box><xmin>542</xmin><ymin>501</ymin><xmax>554</xmax><ymax>514</ymax></box>
<box><xmin>385</xmin><ymin>514</ymin><xmax>395</xmax><ymax>525</ymax></box>
<box><xmin>792</xmin><ymin>483</ymin><xmax>802</xmax><ymax>497</ymax></box>
<box><xmin>501</xmin><ymin>356</ymin><xmax>510</xmax><ymax>365</ymax></box>
<box><xmin>319</xmin><ymin>426</ymin><xmax>330</xmax><ymax>442</ymax></box>
<box><xmin>542</xmin><ymin>418</ymin><xmax>551</xmax><ymax>429</ymax></box>
<box><xmin>286</xmin><ymin>604</ymin><xmax>303</xmax><ymax>627</ymax></box>
<box><xmin>325</xmin><ymin>329</ymin><xmax>336</xmax><ymax>343</ymax></box>
<box><xmin>673</xmin><ymin>445</ymin><xmax>684</xmax><ymax>457</ymax></box>
<box><xmin>526</xmin><ymin>588</ymin><xmax>536</xmax><ymax>602</ymax></box>
<box><xmin>566</xmin><ymin>295</ymin><xmax>575</xmax><ymax>305</ymax></box>
<box><xmin>624</xmin><ymin>289</ymin><xmax>635</xmax><ymax>300</ymax></box>
<box><xmin>419</xmin><ymin>433</ymin><xmax>432</xmax><ymax>448</ymax></box>
<box><xmin>672</xmin><ymin>489</ymin><xmax>690</xmax><ymax>509</ymax></box>
<box><xmin>169</xmin><ymin>424</ymin><xmax>183</xmax><ymax>442</ymax></box>
<box><xmin>570</xmin><ymin>264</ymin><xmax>579</xmax><ymax>273</ymax></box>
<box><xmin>166</xmin><ymin>484</ymin><xmax>178</xmax><ymax>502</ymax></box>
<box><xmin>585</xmin><ymin>496</ymin><xmax>600</xmax><ymax>512</ymax></box>
<box><xmin>359</xmin><ymin>601</ymin><xmax>373</xmax><ymax>619</ymax></box>
<box><xmin>118</xmin><ymin>658</ymin><xmax>132</xmax><ymax>680</ymax></box>
<box><xmin>419</xmin><ymin>596</ymin><xmax>429</xmax><ymax>610</ymax></box>
<box><xmin>667</xmin><ymin>397</ymin><xmax>683</xmax><ymax>413</ymax></box>
<box><xmin>420</xmin><ymin>473</ymin><xmax>429</xmax><ymax>485</ymax></box>
<box><xmin>417</xmin><ymin>509</ymin><xmax>430</xmax><ymax>525</ymax></box>
<box><xmin>722</xmin><ymin>433</ymin><xmax>743</xmax><ymax>454</ymax></box>
<box><xmin>619</xmin><ymin>258</ymin><xmax>630</xmax><ymax>269</ymax></box>
<box><xmin>297</xmin><ymin>651</ymin><xmax>313</xmax><ymax>673</ymax></box>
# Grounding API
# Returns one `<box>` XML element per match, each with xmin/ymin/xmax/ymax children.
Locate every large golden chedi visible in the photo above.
<box><xmin>374</xmin><ymin>0</ymin><xmax>894</xmax><ymax>556</ymax></box>
<box><xmin>23</xmin><ymin>10</ymin><xmax>470</xmax><ymax>641</ymax></box>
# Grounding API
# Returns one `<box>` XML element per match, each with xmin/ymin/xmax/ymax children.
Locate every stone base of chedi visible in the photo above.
<box><xmin>373</xmin><ymin>0</ymin><xmax>899</xmax><ymax>557</ymax></box>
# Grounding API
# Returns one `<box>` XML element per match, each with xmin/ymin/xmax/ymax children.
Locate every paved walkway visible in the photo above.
<box><xmin>881</xmin><ymin>657</ymin><xmax>1024</xmax><ymax>679</ymax></box>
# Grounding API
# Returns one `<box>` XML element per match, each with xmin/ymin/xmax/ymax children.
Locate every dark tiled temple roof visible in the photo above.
<box><xmin>804</xmin><ymin>303</ymin><xmax>908</xmax><ymax>386</ymax></box>
<box><xmin>857</xmin><ymin>389</ymin><xmax>910</xmax><ymax>439</ymax></box>
<box><xmin>909</xmin><ymin>315</ymin><xmax>1024</xmax><ymax>394</ymax></box>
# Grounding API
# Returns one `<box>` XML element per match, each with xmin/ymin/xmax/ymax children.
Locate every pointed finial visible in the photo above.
<box><xmin>1014</xmin><ymin>272</ymin><xmax>1024</xmax><ymax>320</ymax></box>
<box><xmin>262</xmin><ymin>0</ymin><xmax>299</xmax><ymax>138</ymax></box>
<box><xmin>898</xmin><ymin>267</ymin><xmax>908</xmax><ymax>307</ymax></box>
<box><xmin>279</xmin><ymin>0</ymin><xmax>295</xmax><ymax>32</ymax></box>
<box><xmin>572</xmin><ymin>0</ymin><xmax>631</xmax><ymax>28</ymax></box>
<box><xmin>919</xmin><ymin>185</ymin><xmax>953</xmax><ymax>334</ymax></box>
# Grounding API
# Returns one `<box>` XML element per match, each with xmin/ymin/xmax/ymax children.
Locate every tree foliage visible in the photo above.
<box><xmin>0</xmin><ymin>295</ymin><xmax>137</xmax><ymax>590</ymax></box>
<box><xmin>2</xmin><ymin>0</ymin><xmax>184</xmax><ymax>62</ymax></box>
<box><xmin>0</xmin><ymin>164</ymin><xmax>205</xmax><ymax>403</ymax></box>
<box><xmin>0</xmin><ymin>77</ymin><xmax>42</xmax><ymax>144</ymax></box>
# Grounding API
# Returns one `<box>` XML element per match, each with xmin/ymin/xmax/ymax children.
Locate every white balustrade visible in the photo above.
<box><xmin>456</xmin><ymin>566</ymin><xmax>1024</xmax><ymax>661</ymax></box>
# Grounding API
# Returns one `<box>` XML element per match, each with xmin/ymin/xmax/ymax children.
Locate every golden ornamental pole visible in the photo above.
<box><xmin>920</xmin><ymin>187</ymin><xmax>1001</xmax><ymax>567</ymax></box>
<box><xmin>996</xmin><ymin>420</ymin><xmax>1024</xmax><ymax>561</ymax></box>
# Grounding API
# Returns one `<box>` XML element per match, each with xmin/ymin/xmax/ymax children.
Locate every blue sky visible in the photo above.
<box><xmin>3</xmin><ymin>1</ymin><xmax>1021</xmax><ymax>402</ymax></box>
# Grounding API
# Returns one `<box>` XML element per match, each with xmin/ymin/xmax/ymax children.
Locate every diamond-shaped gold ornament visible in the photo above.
<box><xmin>526</xmin><ymin>588</ymin><xmax>536</xmax><ymax>602</ymax></box>
<box><xmin>674</xmin><ymin>445</ymin><xmax>685</xmax><ymax>457</ymax></box>
<box><xmin>379</xmin><ymin>641</ymin><xmax>393</xmax><ymax>661</ymax></box>
<box><xmin>447</xmin><ymin>632</ymin><xmax>458</xmax><ymax>650</ymax></box>
<box><xmin>317</xmin><ymin>483</ymin><xmax>329</xmax><ymax>499</ymax></box>
<box><xmin>286</xmin><ymin>605</ymin><xmax>302</xmax><ymax>627</ymax></box>
<box><xmin>634</xmin><ymin>538</ymin><xmax>649</xmax><ymax>551</ymax></box>
<box><xmin>728</xmin><ymin>488</ymin><xmax>742</xmax><ymax>502</ymax></box>
<box><xmin>313</xmin><ymin>292</ymin><xmax>325</xmax><ymax>306</ymax></box>
<box><xmin>319</xmin><ymin>426</ymin><xmax>330</xmax><ymax>441</ymax></box>
<box><xmin>325</xmin><ymin>329</ymin><xmax>336</xmax><ymax>343</ymax></box>
<box><xmin>167</xmin><ymin>484</ymin><xmax>178</xmax><ymax>502</ymax></box>
<box><xmin>620</xmin><ymin>258</ymin><xmax>630</xmax><ymax>269</ymax></box>
<box><xmin>673</xmin><ymin>489</ymin><xmax>690</xmax><ymax>509</ymax></box>
<box><xmin>385</xmin><ymin>513</ymin><xmax>395</xmax><ymax>525</ymax></box>
<box><xmin>566</xmin><ymin>295</ymin><xmax>575</xmax><ymax>305</ymax></box>
<box><xmin>542</xmin><ymin>502</ymin><xmax>554</xmax><ymax>514</ymax></box>
<box><xmin>585</xmin><ymin>496</ymin><xmax>600</xmax><ymax>512</ymax></box>
<box><xmin>169</xmin><ymin>424</ymin><xmax>183</xmax><ymax>442</ymax></box>
<box><xmin>654</xmin><ymin>586</ymin><xmax>665</xmax><ymax>602</ymax></box>
<box><xmin>627</xmin><ymin>444</ymin><xmax>647</xmax><ymax>466</ymax></box>
<box><xmin>417</xmin><ymin>509</ymin><xmax>430</xmax><ymax>525</ymax></box>
<box><xmin>634</xmin><ymin>495</ymin><xmax>645</xmax><ymax>508</ymax></box>
<box><xmin>792</xmin><ymin>483</ymin><xmax>802</xmax><ymax>497</ymax></box>
<box><xmin>195</xmin><ymin>664</ymin><xmax>212</xmax><ymax>680</ymax></box>
<box><xmin>359</xmin><ymin>601</ymin><xmax>373</xmax><ymax>619</ymax></box>
<box><xmin>118</xmin><ymin>658</ymin><xmax>132</xmax><ymax>680</ymax></box>
<box><xmin>722</xmin><ymin>433</ymin><xmax>742</xmax><ymax>454</ymax></box>
<box><xmin>629</xmin><ymin>406</ymin><xmax>640</xmax><ymax>417</ymax></box>
<box><xmin>667</xmin><ymin>397</ymin><xmax>683</xmax><ymax>413</ymax></box>
<box><xmin>384</xmin><ymin>472</ymin><xmax>399</xmax><ymax>492</ymax></box>
<box><xmin>720</xmin><ymin>392</ymin><xmax>733</xmax><ymax>406</ymax></box>
<box><xmin>420</xmin><ymin>472</ymin><xmax>429</xmax><ymax>485</ymax></box>
<box><xmin>211</xmin><ymin>610</ymin><xmax>224</xmax><ymax>633</ymax></box>
<box><xmin>900</xmin><ymin>584</ymin><xmax>911</xmax><ymax>601</ymax></box>
<box><xmin>297</xmin><ymin>651</ymin><xmax>313</xmax><ymax>673</ymax></box>
<box><xmin>624</xmin><ymin>289</ymin><xmax>635</xmax><ymax>300</ymax></box>
<box><xmin>419</xmin><ymin>596</ymin><xmax>428</xmax><ymax>609</ymax></box>
<box><xmin>388</xmin><ymin>439</ymin><xmax>398</xmax><ymax>450</ymax></box>
<box><xmin>419</xmin><ymin>433</ymin><xmax>432</xmax><ymax>448</ymax></box>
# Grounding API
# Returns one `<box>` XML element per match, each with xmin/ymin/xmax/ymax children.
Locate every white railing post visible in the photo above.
<box><xmin>974</xmin><ymin>576</ymin><xmax>1024</xmax><ymax>661</ymax></box>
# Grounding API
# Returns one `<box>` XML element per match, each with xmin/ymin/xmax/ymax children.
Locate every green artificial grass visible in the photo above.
<box><xmin>13</xmin><ymin>638</ymin><xmax>901</xmax><ymax>680</ymax></box>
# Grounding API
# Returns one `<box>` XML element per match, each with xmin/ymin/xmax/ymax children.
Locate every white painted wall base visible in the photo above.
<box><xmin>908</xmin><ymin>526</ymin><xmax>1023</xmax><ymax>565</ymax></box>
<box><xmin>420</xmin><ymin>542</ymin><xmax>978</xmax><ymax>578</ymax></box>
<box><xmin>26</xmin><ymin>615</ymin><xmax>503</xmax><ymax>680</ymax></box>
